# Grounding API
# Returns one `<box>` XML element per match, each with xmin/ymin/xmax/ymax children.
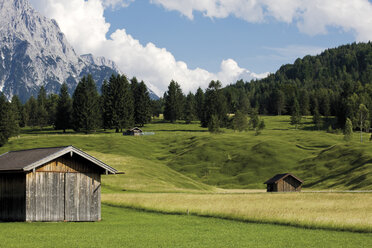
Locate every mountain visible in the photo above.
<box><xmin>0</xmin><ymin>0</ymin><xmax>158</xmax><ymax>102</ymax></box>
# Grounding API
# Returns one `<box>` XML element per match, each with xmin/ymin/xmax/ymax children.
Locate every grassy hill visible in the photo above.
<box><xmin>1</xmin><ymin>116</ymin><xmax>372</xmax><ymax>191</ymax></box>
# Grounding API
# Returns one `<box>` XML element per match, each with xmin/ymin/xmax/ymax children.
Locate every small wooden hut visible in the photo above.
<box><xmin>0</xmin><ymin>146</ymin><xmax>117</xmax><ymax>222</ymax></box>
<box><xmin>264</xmin><ymin>173</ymin><xmax>303</xmax><ymax>192</ymax></box>
<box><xmin>123</xmin><ymin>127</ymin><xmax>143</xmax><ymax>136</ymax></box>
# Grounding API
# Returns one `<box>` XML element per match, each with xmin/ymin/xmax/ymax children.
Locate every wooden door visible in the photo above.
<box><xmin>26</xmin><ymin>172</ymin><xmax>65</xmax><ymax>221</ymax></box>
<box><xmin>64</xmin><ymin>173</ymin><xmax>101</xmax><ymax>221</ymax></box>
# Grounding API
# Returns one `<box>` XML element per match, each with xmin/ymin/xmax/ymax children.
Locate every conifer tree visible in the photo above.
<box><xmin>208</xmin><ymin>114</ymin><xmax>220</xmax><ymax>133</ymax></box>
<box><xmin>110</xmin><ymin>74</ymin><xmax>134</xmax><ymax>132</ymax></box>
<box><xmin>164</xmin><ymin>80</ymin><xmax>184</xmax><ymax>123</ymax></box>
<box><xmin>46</xmin><ymin>94</ymin><xmax>59</xmax><ymax>126</ymax></box>
<box><xmin>25</xmin><ymin>96</ymin><xmax>38</xmax><ymax>128</ymax></box>
<box><xmin>249</xmin><ymin>108</ymin><xmax>259</xmax><ymax>130</ymax></box>
<box><xmin>72</xmin><ymin>75</ymin><xmax>100</xmax><ymax>133</ymax></box>
<box><xmin>0</xmin><ymin>94</ymin><xmax>19</xmax><ymax>146</ymax></box>
<box><xmin>184</xmin><ymin>92</ymin><xmax>196</xmax><ymax>124</ymax></box>
<box><xmin>202</xmin><ymin>80</ymin><xmax>227</xmax><ymax>128</ymax></box>
<box><xmin>195</xmin><ymin>87</ymin><xmax>205</xmax><ymax>122</ymax></box>
<box><xmin>290</xmin><ymin>99</ymin><xmax>302</xmax><ymax>129</ymax></box>
<box><xmin>237</xmin><ymin>91</ymin><xmax>250</xmax><ymax>114</ymax></box>
<box><xmin>131</xmin><ymin>77</ymin><xmax>151</xmax><ymax>126</ymax></box>
<box><xmin>55</xmin><ymin>83</ymin><xmax>72</xmax><ymax>133</ymax></box>
<box><xmin>101</xmin><ymin>80</ymin><xmax>112</xmax><ymax>130</ymax></box>
<box><xmin>233</xmin><ymin>110</ymin><xmax>249</xmax><ymax>132</ymax></box>
<box><xmin>37</xmin><ymin>86</ymin><xmax>48</xmax><ymax>129</ymax></box>
<box><xmin>11</xmin><ymin>95</ymin><xmax>25</xmax><ymax>127</ymax></box>
<box><xmin>312</xmin><ymin>100</ymin><xmax>323</xmax><ymax>130</ymax></box>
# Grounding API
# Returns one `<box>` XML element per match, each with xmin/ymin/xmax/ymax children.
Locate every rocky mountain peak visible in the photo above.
<box><xmin>0</xmin><ymin>0</ymin><xmax>122</xmax><ymax>102</ymax></box>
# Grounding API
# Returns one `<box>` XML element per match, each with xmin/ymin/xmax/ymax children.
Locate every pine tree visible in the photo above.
<box><xmin>273</xmin><ymin>89</ymin><xmax>286</xmax><ymax>115</ymax></box>
<box><xmin>110</xmin><ymin>75</ymin><xmax>134</xmax><ymax>132</ymax></box>
<box><xmin>101</xmin><ymin>80</ymin><xmax>112</xmax><ymax>130</ymax></box>
<box><xmin>290</xmin><ymin>99</ymin><xmax>302</xmax><ymax>129</ymax></box>
<box><xmin>11</xmin><ymin>95</ymin><xmax>25</xmax><ymax>127</ymax></box>
<box><xmin>195</xmin><ymin>87</ymin><xmax>205</xmax><ymax>122</ymax></box>
<box><xmin>72</xmin><ymin>75</ymin><xmax>100</xmax><ymax>133</ymax></box>
<box><xmin>233</xmin><ymin>110</ymin><xmax>249</xmax><ymax>132</ymax></box>
<box><xmin>184</xmin><ymin>92</ymin><xmax>196</xmax><ymax>124</ymax></box>
<box><xmin>25</xmin><ymin>96</ymin><xmax>38</xmax><ymax>128</ymax></box>
<box><xmin>55</xmin><ymin>83</ymin><xmax>72</xmax><ymax>133</ymax></box>
<box><xmin>46</xmin><ymin>94</ymin><xmax>59</xmax><ymax>126</ymax></box>
<box><xmin>208</xmin><ymin>114</ymin><xmax>220</xmax><ymax>133</ymax></box>
<box><xmin>249</xmin><ymin>108</ymin><xmax>259</xmax><ymax>130</ymax></box>
<box><xmin>202</xmin><ymin>80</ymin><xmax>227</xmax><ymax>128</ymax></box>
<box><xmin>131</xmin><ymin>78</ymin><xmax>151</xmax><ymax>127</ymax></box>
<box><xmin>164</xmin><ymin>80</ymin><xmax>184</xmax><ymax>123</ymax></box>
<box><xmin>344</xmin><ymin>118</ymin><xmax>353</xmax><ymax>141</ymax></box>
<box><xmin>237</xmin><ymin>91</ymin><xmax>250</xmax><ymax>114</ymax></box>
<box><xmin>312</xmin><ymin>100</ymin><xmax>323</xmax><ymax>130</ymax></box>
<box><xmin>37</xmin><ymin>86</ymin><xmax>48</xmax><ymax>129</ymax></box>
<box><xmin>299</xmin><ymin>89</ymin><xmax>310</xmax><ymax>116</ymax></box>
<box><xmin>0</xmin><ymin>94</ymin><xmax>19</xmax><ymax>146</ymax></box>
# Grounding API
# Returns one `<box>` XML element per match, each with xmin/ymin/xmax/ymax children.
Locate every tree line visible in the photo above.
<box><xmin>162</xmin><ymin>80</ymin><xmax>265</xmax><ymax>134</ymax></box>
<box><xmin>0</xmin><ymin>74</ymin><xmax>153</xmax><ymax>145</ymax></box>
<box><xmin>1</xmin><ymin>42</ymin><xmax>371</xmax><ymax>145</ymax></box>
<box><xmin>160</xmin><ymin>42</ymin><xmax>372</xmax><ymax>135</ymax></box>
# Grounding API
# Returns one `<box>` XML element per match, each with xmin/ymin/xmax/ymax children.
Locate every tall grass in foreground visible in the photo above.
<box><xmin>102</xmin><ymin>192</ymin><xmax>372</xmax><ymax>233</ymax></box>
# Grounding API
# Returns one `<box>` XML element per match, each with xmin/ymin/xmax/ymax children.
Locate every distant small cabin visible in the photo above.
<box><xmin>264</xmin><ymin>173</ymin><xmax>303</xmax><ymax>192</ymax></box>
<box><xmin>0</xmin><ymin>146</ymin><xmax>118</xmax><ymax>222</ymax></box>
<box><xmin>123</xmin><ymin>127</ymin><xmax>143</xmax><ymax>136</ymax></box>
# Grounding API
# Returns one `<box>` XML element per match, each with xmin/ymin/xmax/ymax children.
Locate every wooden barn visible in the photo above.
<box><xmin>0</xmin><ymin>146</ymin><xmax>117</xmax><ymax>222</ymax></box>
<box><xmin>123</xmin><ymin>127</ymin><xmax>143</xmax><ymax>136</ymax></box>
<box><xmin>264</xmin><ymin>173</ymin><xmax>303</xmax><ymax>192</ymax></box>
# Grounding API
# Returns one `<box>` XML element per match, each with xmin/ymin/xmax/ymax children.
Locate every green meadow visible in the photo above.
<box><xmin>0</xmin><ymin>116</ymin><xmax>371</xmax><ymax>246</ymax></box>
<box><xmin>1</xmin><ymin>204</ymin><xmax>371</xmax><ymax>248</ymax></box>
<box><xmin>4</xmin><ymin>115</ymin><xmax>372</xmax><ymax>191</ymax></box>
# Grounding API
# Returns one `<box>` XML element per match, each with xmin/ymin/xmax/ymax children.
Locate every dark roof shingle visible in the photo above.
<box><xmin>0</xmin><ymin>146</ymin><xmax>117</xmax><ymax>174</ymax></box>
<box><xmin>0</xmin><ymin>147</ymin><xmax>67</xmax><ymax>171</ymax></box>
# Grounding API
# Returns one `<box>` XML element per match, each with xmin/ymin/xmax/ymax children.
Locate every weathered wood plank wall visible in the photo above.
<box><xmin>25</xmin><ymin>154</ymin><xmax>101</xmax><ymax>222</ymax></box>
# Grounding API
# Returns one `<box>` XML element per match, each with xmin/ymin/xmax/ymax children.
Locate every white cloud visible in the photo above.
<box><xmin>102</xmin><ymin>0</ymin><xmax>134</xmax><ymax>9</ymax></box>
<box><xmin>152</xmin><ymin>0</ymin><xmax>372</xmax><ymax>42</ymax></box>
<box><xmin>29</xmin><ymin>0</ymin><xmax>266</xmax><ymax>95</ymax></box>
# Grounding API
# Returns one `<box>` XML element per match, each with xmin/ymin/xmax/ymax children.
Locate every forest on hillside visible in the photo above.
<box><xmin>1</xmin><ymin>42</ymin><xmax>372</xmax><ymax>145</ymax></box>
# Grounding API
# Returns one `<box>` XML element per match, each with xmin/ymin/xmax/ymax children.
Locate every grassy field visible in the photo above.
<box><xmin>1</xmin><ymin>116</ymin><xmax>372</xmax><ymax>246</ymax></box>
<box><xmin>0</xmin><ymin>204</ymin><xmax>371</xmax><ymax>248</ymax></box>
<box><xmin>4</xmin><ymin>116</ymin><xmax>372</xmax><ymax>190</ymax></box>
<box><xmin>102</xmin><ymin>192</ymin><xmax>372</xmax><ymax>232</ymax></box>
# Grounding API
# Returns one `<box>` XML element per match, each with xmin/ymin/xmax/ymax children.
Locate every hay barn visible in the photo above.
<box><xmin>0</xmin><ymin>146</ymin><xmax>117</xmax><ymax>222</ymax></box>
<box><xmin>264</xmin><ymin>173</ymin><xmax>303</xmax><ymax>192</ymax></box>
<box><xmin>123</xmin><ymin>127</ymin><xmax>143</xmax><ymax>136</ymax></box>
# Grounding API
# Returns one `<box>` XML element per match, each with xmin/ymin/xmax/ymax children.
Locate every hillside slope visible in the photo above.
<box><xmin>1</xmin><ymin>117</ymin><xmax>371</xmax><ymax>191</ymax></box>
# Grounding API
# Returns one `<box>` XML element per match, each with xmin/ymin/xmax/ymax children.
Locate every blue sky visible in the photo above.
<box><xmin>30</xmin><ymin>0</ymin><xmax>372</xmax><ymax>94</ymax></box>
<box><xmin>104</xmin><ymin>1</ymin><xmax>355</xmax><ymax>74</ymax></box>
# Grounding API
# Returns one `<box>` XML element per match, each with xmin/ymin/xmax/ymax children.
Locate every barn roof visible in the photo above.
<box><xmin>264</xmin><ymin>173</ymin><xmax>303</xmax><ymax>184</ymax></box>
<box><xmin>0</xmin><ymin>146</ymin><xmax>117</xmax><ymax>174</ymax></box>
